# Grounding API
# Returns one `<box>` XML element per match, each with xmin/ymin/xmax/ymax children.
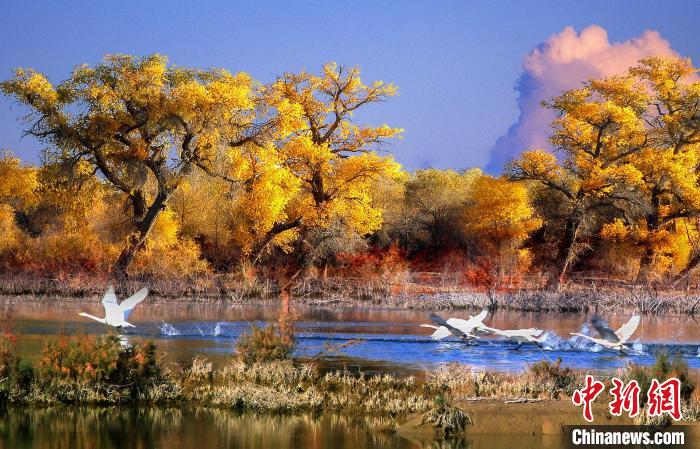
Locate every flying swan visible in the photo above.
<box><xmin>570</xmin><ymin>315</ymin><xmax>640</xmax><ymax>353</ymax></box>
<box><xmin>78</xmin><ymin>286</ymin><xmax>149</xmax><ymax>329</ymax></box>
<box><xmin>420</xmin><ymin>310</ymin><xmax>494</xmax><ymax>340</ymax></box>
<box><xmin>489</xmin><ymin>327</ymin><xmax>547</xmax><ymax>350</ymax></box>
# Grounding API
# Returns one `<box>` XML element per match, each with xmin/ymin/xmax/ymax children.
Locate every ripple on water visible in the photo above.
<box><xmin>11</xmin><ymin>305</ymin><xmax>700</xmax><ymax>375</ymax></box>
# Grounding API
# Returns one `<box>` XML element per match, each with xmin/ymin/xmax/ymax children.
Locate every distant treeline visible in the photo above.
<box><xmin>0</xmin><ymin>55</ymin><xmax>699</xmax><ymax>289</ymax></box>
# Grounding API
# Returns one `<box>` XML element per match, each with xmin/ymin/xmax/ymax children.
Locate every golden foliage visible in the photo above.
<box><xmin>464</xmin><ymin>176</ymin><xmax>542</xmax><ymax>246</ymax></box>
<box><xmin>131</xmin><ymin>210</ymin><xmax>210</xmax><ymax>278</ymax></box>
<box><xmin>0</xmin><ymin>205</ymin><xmax>20</xmax><ymax>254</ymax></box>
<box><xmin>1</xmin><ymin>54</ymin><xmax>699</xmax><ymax>286</ymax></box>
<box><xmin>0</xmin><ymin>151</ymin><xmax>38</xmax><ymax>209</ymax></box>
<box><xmin>464</xmin><ymin>176</ymin><xmax>542</xmax><ymax>276</ymax></box>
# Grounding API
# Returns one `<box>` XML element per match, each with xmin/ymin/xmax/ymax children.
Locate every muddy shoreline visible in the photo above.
<box><xmin>398</xmin><ymin>399</ymin><xmax>700</xmax><ymax>446</ymax></box>
<box><xmin>2</xmin><ymin>287</ymin><xmax>700</xmax><ymax>315</ymax></box>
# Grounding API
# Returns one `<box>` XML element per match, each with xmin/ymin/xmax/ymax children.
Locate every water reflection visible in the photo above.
<box><xmin>0</xmin><ymin>408</ymin><xmax>412</xmax><ymax>449</ymax></box>
<box><xmin>0</xmin><ymin>407</ymin><xmax>566</xmax><ymax>449</ymax></box>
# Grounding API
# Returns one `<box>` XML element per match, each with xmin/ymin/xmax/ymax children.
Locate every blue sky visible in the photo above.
<box><xmin>1</xmin><ymin>0</ymin><xmax>698</xmax><ymax>171</ymax></box>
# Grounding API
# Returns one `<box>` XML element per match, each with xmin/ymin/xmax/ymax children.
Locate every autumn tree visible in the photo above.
<box><xmin>0</xmin><ymin>150</ymin><xmax>38</xmax><ymax>210</ymax></box>
<box><xmin>507</xmin><ymin>74</ymin><xmax>649</xmax><ymax>287</ymax></box>
<box><xmin>566</xmin><ymin>57</ymin><xmax>700</xmax><ymax>284</ymax></box>
<box><xmin>1</xmin><ymin>54</ymin><xmax>256</xmax><ymax>275</ymax></box>
<box><xmin>242</xmin><ymin>63</ymin><xmax>403</xmax><ymax>263</ymax></box>
<box><xmin>624</xmin><ymin>57</ymin><xmax>700</xmax><ymax>283</ymax></box>
<box><xmin>463</xmin><ymin>175</ymin><xmax>542</xmax><ymax>280</ymax></box>
<box><xmin>168</xmin><ymin>169</ymin><xmax>237</xmax><ymax>267</ymax></box>
<box><xmin>508</xmin><ymin>56</ymin><xmax>700</xmax><ymax>286</ymax></box>
<box><xmin>399</xmin><ymin>168</ymin><xmax>480</xmax><ymax>251</ymax></box>
<box><xmin>0</xmin><ymin>151</ymin><xmax>38</xmax><ymax>253</ymax></box>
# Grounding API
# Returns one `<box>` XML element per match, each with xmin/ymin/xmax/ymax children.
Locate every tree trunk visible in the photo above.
<box><xmin>550</xmin><ymin>215</ymin><xmax>581</xmax><ymax>290</ymax></box>
<box><xmin>250</xmin><ymin>217</ymin><xmax>303</xmax><ymax>266</ymax></box>
<box><xmin>635</xmin><ymin>247</ymin><xmax>656</xmax><ymax>285</ymax></box>
<box><xmin>672</xmin><ymin>252</ymin><xmax>700</xmax><ymax>288</ymax></box>
<box><xmin>113</xmin><ymin>189</ymin><xmax>171</xmax><ymax>277</ymax></box>
<box><xmin>635</xmin><ymin>190</ymin><xmax>661</xmax><ymax>285</ymax></box>
<box><xmin>132</xmin><ymin>189</ymin><xmax>147</xmax><ymax>221</ymax></box>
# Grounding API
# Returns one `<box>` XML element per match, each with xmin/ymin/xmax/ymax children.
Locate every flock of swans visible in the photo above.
<box><xmin>421</xmin><ymin>310</ymin><xmax>641</xmax><ymax>354</ymax></box>
<box><xmin>77</xmin><ymin>287</ymin><xmax>642</xmax><ymax>355</ymax></box>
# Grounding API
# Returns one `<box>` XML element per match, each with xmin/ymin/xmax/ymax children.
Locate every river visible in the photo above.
<box><xmin>3</xmin><ymin>298</ymin><xmax>700</xmax><ymax>449</ymax></box>
<box><xmin>7</xmin><ymin>300</ymin><xmax>700</xmax><ymax>374</ymax></box>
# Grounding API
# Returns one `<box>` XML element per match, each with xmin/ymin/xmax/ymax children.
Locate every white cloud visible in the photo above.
<box><xmin>485</xmin><ymin>25</ymin><xmax>680</xmax><ymax>173</ymax></box>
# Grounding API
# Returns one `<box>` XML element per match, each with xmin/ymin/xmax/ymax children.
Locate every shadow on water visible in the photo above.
<box><xmin>0</xmin><ymin>407</ymin><xmax>566</xmax><ymax>449</ymax></box>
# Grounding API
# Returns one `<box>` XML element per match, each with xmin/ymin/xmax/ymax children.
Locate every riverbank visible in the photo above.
<box><xmin>2</xmin><ymin>273</ymin><xmax>700</xmax><ymax>314</ymax></box>
<box><xmin>1</xmin><ymin>334</ymin><xmax>700</xmax><ymax>432</ymax></box>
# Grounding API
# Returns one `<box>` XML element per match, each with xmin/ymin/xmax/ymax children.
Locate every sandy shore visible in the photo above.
<box><xmin>399</xmin><ymin>399</ymin><xmax>700</xmax><ymax>437</ymax></box>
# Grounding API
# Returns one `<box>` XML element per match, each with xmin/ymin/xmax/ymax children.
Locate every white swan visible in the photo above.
<box><xmin>490</xmin><ymin>327</ymin><xmax>546</xmax><ymax>349</ymax></box>
<box><xmin>421</xmin><ymin>310</ymin><xmax>493</xmax><ymax>340</ymax></box>
<box><xmin>570</xmin><ymin>315</ymin><xmax>640</xmax><ymax>353</ymax></box>
<box><xmin>78</xmin><ymin>286</ymin><xmax>148</xmax><ymax>328</ymax></box>
<box><xmin>419</xmin><ymin>324</ymin><xmax>452</xmax><ymax>340</ymax></box>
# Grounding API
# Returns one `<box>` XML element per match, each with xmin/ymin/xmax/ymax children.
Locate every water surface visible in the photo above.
<box><xmin>3</xmin><ymin>298</ymin><xmax>700</xmax><ymax>449</ymax></box>
<box><xmin>6</xmin><ymin>299</ymin><xmax>700</xmax><ymax>374</ymax></box>
<box><xmin>0</xmin><ymin>407</ymin><xmax>565</xmax><ymax>449</ymax></box>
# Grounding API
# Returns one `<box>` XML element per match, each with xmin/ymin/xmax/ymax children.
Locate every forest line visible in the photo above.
<box><xmin>0</xmin><ymin>54</ymin><xmax>699</xmax><ymax>291</ymax></box>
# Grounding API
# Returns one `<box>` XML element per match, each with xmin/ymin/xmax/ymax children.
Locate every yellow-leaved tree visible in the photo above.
<box><xmin>241</xmin><ymin>63</ymin><xmax>404</xmax><ymax>264</ymax></box>
<box><xmin>558</xmin><ymin>57</ymin><xmax>700</xmax><ymax>284</ymax></box>
<box><xmin>509</xmin><ymin>56</ymin><xmax>700</xmax><ymax>286</ymax></box>
<box><xmin>1</xmin><ymin>54</ymin><xmax>257</xmax><ymax>276</ymax></box>
<box><xmin>507</xmin><ymin>73</ymin><xmax>650</xmax><ymax>286</ymax></box>
<box><xmin>0</xmin><ymin>151</ymin><xmax>38</xmax><ymax>254</ymax></box>
<box><xmin>463</xmin><ymin>175</ymin><xmax>542</xmax><ymax>280</ymax></box>
<box><xmin>623</xmin><ymin>57</ymin><xmax>700</xmax><ymax>283</ymax></box>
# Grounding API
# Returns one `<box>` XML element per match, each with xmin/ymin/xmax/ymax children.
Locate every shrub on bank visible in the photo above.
<box><xmin>525</xmin><ymin>358</ymin><xmax>578</xmax><ymax>399</ymax></box>
<box><xmin>181</xmin><ymin>359</ymin><xmax>431</xmax><ymax>415</ymax></box>
<box><xmin>624</xmin><ymin>352</ymin><xmax>695</xmax><ymax>406</ymax></box>
<box><xmin>0</xmin><ymin>322</ymin><xmax>16</xmax><ymax>382</ymax></box>
<box><xmin>235</xmin><ymin>322</ymin><xmax>295</xmax><ymax>364</ymax></box>
<box><xmin>426</xmin><ymin>360</ymin><xmax>582</xmax><ymax>400</ymax></box>
<box><xmin>618</xmin><ymin>353</ymin><xmax>696</xmax><ymax>425</ymax></box>
<box><xmin>1</xmin><ymin>334</ymin><xmax>699</xmax><ymax>424</ymax></box>
<box><xmin>36</xmin><ymin>335</ymin><xmax>174</xmax><ymax>403</ymax></box>
<box><xmin>0</xmin><ymin>310</ymin><xmax>20</xmax><ymax>404</ymax></box>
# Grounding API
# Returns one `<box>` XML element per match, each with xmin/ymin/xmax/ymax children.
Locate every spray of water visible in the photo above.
<box><xmin>159</xmin><ymin>321</ymin><xmax>180</xmax><ymax>336</ymax></box>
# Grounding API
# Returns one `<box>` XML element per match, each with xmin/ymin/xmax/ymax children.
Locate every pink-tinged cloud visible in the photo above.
<box><xmin>485</xmin><ymin>25</ymin><xmax>680</xmax><ymax>173</ymax></box>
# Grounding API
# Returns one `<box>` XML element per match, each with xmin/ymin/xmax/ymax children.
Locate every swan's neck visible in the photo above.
<box><xmin>79</xmin><ymin>312</ymin><xmax>106</xmax><ymax>324</ymax></box>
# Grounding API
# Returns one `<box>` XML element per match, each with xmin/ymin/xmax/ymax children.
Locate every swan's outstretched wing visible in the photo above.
<box><xmin>471</xmin><ymin>309</ymin><xmax>488</xmax><ymax>322</ymax></box>
<box><xmin>511</xmin><ymin>328</ymin><xmax>543</xmax><ymax>338</ymax></box>
<box><xmin>101</xmin><ymin>287</ymin><xmax>122</xmax><ymax>323</ymax></box>
<box><xmin>429</xmin><ymin>313</ymin><xmax>449</xmax><ymax>327</ymax></box>
<box><xmin>571</xmin><ymin>333</ymin><xmax>600</xmax><ymax>344</ymax></box>
<box><xmin>430</xmin><ymin>313</ymin><xmax>471</xmax><ymax>335</ymax></box>
<box><xmin>102</xmin><ymin>286</ymin><xmax>118</xmax><ymax>306</ymax></box>
<box><xmin>120</xmin><ymin>287</ymin><xmax>148</xmax><ymax>319</ymax></box>
<box><xmin>446</xmin><ymin>317</ymin><xmax>473</xmax><ymax>334</ymax></box>
<box><xmin>493</xmin><ymin>328</ymin><xmax>542</xmax><ymax>340</ymax></box>
<box><xmin>474</xmin><ymin>325</ymin><xmax>498</xmax><ymax>336</ymax></box>
<box><xmin>431</xmin><ymin>326</ymin><xmax>451</xmax><ymax>340</ymax></box>
<box><xmin>591</xmin><ymin>316</ymin><xmax>620</xmax><ymax>343</ymax></box>
<box><xmin>615</xmin><ymin>315</ymin><xmax>640</xmax><ymax>343</ymax></box>
<box><xmin>420</xmin><ymin>324</ymin><xmax>451</xmax><ymax>340</ymax></box>
<box><xmin>448</xmin><ymin>309</ymin><xmax>489</xmax><ymax>333</ymax></box>
<box><xmin>571</xmin><ymin>333</ymin><xmax>614</xmax><ymax>348</ymax></box>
